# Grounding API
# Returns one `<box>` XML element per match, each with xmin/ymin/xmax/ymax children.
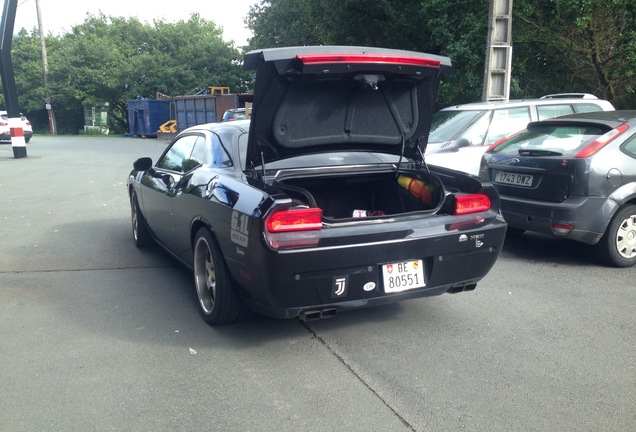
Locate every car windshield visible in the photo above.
<box><xmin>428</xmin><ymin>110</ymin><xmax>483</xmax><ymax>142</ymax></box>
<box><xmin>490</xmin><ymin>124</ymin><xmax>610</xmax><ymax>156</ymax></box>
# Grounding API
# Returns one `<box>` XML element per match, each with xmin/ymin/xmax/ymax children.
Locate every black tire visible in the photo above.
<box><xmin>598</xmin><ymin>204</ymin><xmax>636</xmax><ymax>267</ymax></box>
<box><xmin>192</xmin><ymin>228</ymin><xmax>251</xmax><ymax>325</ymax></box>
<box><xmin>130</xmin><ymin>190</ymin><xmax>152</xmax><ymax>247</ymax></box>
<box><xmin>25</xmin><ymin>136</ymin><xmax>31</xmax><ymax>143</ymax></box>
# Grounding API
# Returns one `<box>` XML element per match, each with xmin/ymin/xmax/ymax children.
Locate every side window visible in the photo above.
<box><xmin>621</xmin><ymin>134</ymin><xmax>636</xmax><ymax>159</ymax></box>
<box><xmin>211</xmin><ymin>133</ymin><xmax>233</xmax><ymax>167</ymax></box>
<box><xmin>190</xmin><ymin>136</ymin><xmax>209</xmax><ymax>166</ymax></box>
<box><xmin>574</xmin><ymin>103</ymin><xmax>605</xmax><ymax>114</ymax></box>
<box><xmin>181</xmin><ymin>135</ymin><xmax>208</xmax><ymax>172</ymax></box>
<box><xmin>460</xmin><ymin>112</ymin><xmax>492</xmax><ymax>146</ymax></box>
<box><xmin>486</xmin><ymin>107</ymin><xmax>531</xmax><ymax>145</ymax></box>
<box><xmin>537</xmin><ymin>104</ymin><xmax>575</xmax><ymax>121</ymax></box>
<box><xmin>238</xmin><ymin>133</ymin><xmax>249</xmax><ymax>171</ymax></box>
<box><xmin>156</xmin><ymin>135</ymin><xmax>198</xmax><ymax>173</ymax></box>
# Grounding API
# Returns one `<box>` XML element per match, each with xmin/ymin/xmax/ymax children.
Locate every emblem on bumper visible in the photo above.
<box><xmin>332</xmin><ymin>276</ymin><xmax>348</xmax><ymax>298</ymax></box>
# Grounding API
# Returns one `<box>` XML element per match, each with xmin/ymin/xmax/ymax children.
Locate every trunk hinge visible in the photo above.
<box><xmin>260</xmin><ymin>150</ymin><xmax>266</xmax><ymax>179</ymax></box>
<box><xmin>418</xmin><ymin>138</ymin><xmax>431</xmax><ymax>173</ymax></box>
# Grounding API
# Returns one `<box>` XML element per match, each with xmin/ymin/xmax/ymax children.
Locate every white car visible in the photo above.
<box><xmin>0</xmin><ymin>111</ymin><xmax>33</xmax><ymax>143</ymax></box>
<box><xmin>424</xmin><ymin>94</ymin><xmax>615</xmax><ymax>175</ymax></box>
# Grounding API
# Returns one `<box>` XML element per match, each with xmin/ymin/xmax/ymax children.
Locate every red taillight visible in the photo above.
<box><xmin>454</xmin><ymin>194</ymin><xmax>491</xmax><ymax>215</ymax></box>
<box><xmin>265</xmin><ymin>208</ymin><xmax>323</xmax><ymax>233</ymax></box>
<box><xmin>0</xmin><ymin>121</ymin><xmax>8</xmax><ymax>126</ymax></box>
<box><xmin>296</xmin><ymin>54</ymin><xmax>441</xmax><ymax>68</ymax></box>
<box><xmin>575</xmin><ymin>124</ymin><xmax>629</xmax><ymax>158</ymax></box>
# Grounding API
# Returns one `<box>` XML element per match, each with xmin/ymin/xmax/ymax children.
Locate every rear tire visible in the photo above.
<box><xmin>598</xmin><ymin>204</ymin><xmax>636</xmax><ymax>267</ymax></box>
<box><xmin>131</xmin><ymin>190</ymin><xmax>152</xmax><ymax>247</ymax></box>
<box><xmin>192</xmin><ymin>228</ymin><xmax>251</xmax><ymax>325</ymax></box>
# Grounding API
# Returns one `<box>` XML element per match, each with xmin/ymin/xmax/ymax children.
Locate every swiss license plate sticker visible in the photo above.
<box><xmin>382</xmin><ymin>260</ymin><xmax>426</xmax><ymax>293</ymax></box>
<box><xmin>495</xmin><ymin>171</ymin><xmax>533</xmax><ymax>187</ymax></box>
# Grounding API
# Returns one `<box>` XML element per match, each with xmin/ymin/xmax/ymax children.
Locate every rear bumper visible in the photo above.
<box><xmin>0</xmin><ymin>131</ymin><xmax>33</xmax><ymax>141</ymax></box>
<box><xmin>500</xmin><ymin>194</ymin><xmax>606</xmax><ymax>244</ymax></box>
<box><xmin>232</xmin><ymin>217</ymin><xmax>507</xmax><ymax>319</ymax></box>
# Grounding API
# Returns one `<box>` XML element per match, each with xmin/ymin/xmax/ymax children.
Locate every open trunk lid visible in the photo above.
<box><xmin>243</xmin><ymin>46</ymin><xmax>453</xmax><ymax>169</ymax></box>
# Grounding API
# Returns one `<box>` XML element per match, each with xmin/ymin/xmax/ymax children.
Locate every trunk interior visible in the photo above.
<box><xmin>275</xmin><ymin>171</ymin><xmax>444</xmax><ymax>220</ymax></box>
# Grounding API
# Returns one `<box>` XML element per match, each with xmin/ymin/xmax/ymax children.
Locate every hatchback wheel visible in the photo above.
<box><xmin>131</xmin><ymin>190</ymin><xmax>152</xmax><ymax>247</ymax></box>
<box><xmin>598</xmin><ymin>204</ymin><xmax>636</xmax><ymax>267</ymax></box>
<box><xmin>192</xmin><ymin>228</ymin><xmax>250</xmax><ymax>325</ymax></box>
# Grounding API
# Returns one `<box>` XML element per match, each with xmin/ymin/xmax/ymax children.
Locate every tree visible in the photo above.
<box><xmin>46</xmin><ymin>14</ymin><xmax>248</xmax><ymax>134</ymax></box>
<box><xmin>4</xmin><ymin>13</ymin><xmax>250</xmax><ymax>134</ymax></box>
<box><xmin>246</xmin><ymin>0</ymin><xmax>636</xmax><ymax>108</ymax></box>
<box><xmin>245</xmin><ymin>0</ymin><xmax>490</xmax><ymax>107</ymax></box>
<box><xmin>513</xmin><ymin>0</ymin><xmax>636</xmax><ymax>108</ymax></box>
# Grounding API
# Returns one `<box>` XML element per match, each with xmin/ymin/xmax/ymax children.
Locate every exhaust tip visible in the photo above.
<box><xmin>463</xmin><ymin>283</ymin><xmax>477</xmax><ymax>292</ymax></box>
<box><xmin>447</xmin><ymin>283</ymin><xmax>477</xmax><ymax>294</ymax></box>
<box><xmin>299</xmin><ymin>308</ymin><xmax>338</xmax><ymax>322</ymax></box>
<box><xmin>320</xmin><ymin>308</ymin><xmax>337</xmax><ymax>319</ymax></box>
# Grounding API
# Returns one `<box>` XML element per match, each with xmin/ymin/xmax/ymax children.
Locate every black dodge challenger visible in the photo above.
<box><xmin>127</xmin><ymin>46</ymin><xmax>507</xmax><ymax>325</ymax></box>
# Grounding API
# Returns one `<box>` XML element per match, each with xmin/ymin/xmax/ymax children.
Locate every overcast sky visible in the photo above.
<box><xmin>6</xmin><ymin>0</ymin><xmax>255</xmax><ymax>46</ymax></box>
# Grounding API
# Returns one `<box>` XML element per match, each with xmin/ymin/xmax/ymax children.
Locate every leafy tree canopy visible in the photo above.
<box><xmin>3</xmin><ymin>1</ymin><xmax>635</xmax><ymax>136</ymax></box>
<box><xmin>246</xmin><ymin>0</ymin><xmax>636</xmax><ymax>108</ymax></box>
<box><xmin>2</xmin><ymin>13</ymin><xmax>249</xmax><ymax>134</ymax></box>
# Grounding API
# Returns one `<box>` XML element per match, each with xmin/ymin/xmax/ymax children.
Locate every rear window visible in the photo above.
<box><xmin>491</xmin><ymin>124</ymin><xmax>610</xmax><ymax>156</ymax></box>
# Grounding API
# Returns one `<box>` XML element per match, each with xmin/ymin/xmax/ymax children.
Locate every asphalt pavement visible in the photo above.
<box><xmin>1</xmin><ymin>136</ymin><xmax>634</xmax><ymax>431</ymax></box>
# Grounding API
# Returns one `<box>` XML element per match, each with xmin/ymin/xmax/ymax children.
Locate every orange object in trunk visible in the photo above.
<box><xmin>397</xmin><ymin>175</ymin><xmax>437</xmax><ymax>206</ymax></box>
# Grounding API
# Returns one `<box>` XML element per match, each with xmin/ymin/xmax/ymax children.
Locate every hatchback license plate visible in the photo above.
<box><xmin>495</xmin><ymin>171</ymin><xmax>533</xmax><ymax>187</ymax></box>
<box><xmin>382</xmin><ymin>260</ymin><xmax>426</xmax><ymax>293</ymax></box>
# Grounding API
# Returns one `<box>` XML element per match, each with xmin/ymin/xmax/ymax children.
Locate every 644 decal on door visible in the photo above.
<box><xmin>231</xmin><ymin>211</ymin><xmax>249</xmax><ymax>247</ymax></box>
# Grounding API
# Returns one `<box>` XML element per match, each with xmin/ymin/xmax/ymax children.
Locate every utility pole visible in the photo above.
<box><xmin>0</xmin><ymin>0</ymin><xmax>27</xmax><ymax>158</ymax></box>
<box><xmin>482</xmin><ymin>0</ymin><xmax>513</xmax><ymax>102</ymax></box>
<box><xmin>35</xmin><ymin>0</ymin><xmax>56</xmax><ymax>134</ymax></box>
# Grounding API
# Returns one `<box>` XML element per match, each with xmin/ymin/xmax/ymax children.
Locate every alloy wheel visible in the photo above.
<box><xmin>194</xmin><ymin>236</ymin><xmax>216</xmax><ymax>315</ymax></box>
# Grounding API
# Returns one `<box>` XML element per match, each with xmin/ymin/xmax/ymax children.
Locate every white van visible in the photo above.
<box><xmin>424</xmin><ymin>94</ymin><xmax>615</xmax><ymax>175</ymax></box>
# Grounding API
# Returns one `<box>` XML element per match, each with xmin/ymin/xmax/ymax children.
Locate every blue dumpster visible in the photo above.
<box><xmin>127</xmin><ymin>99</ymin><xmax>172</xmax><ymax>137</ymax></box>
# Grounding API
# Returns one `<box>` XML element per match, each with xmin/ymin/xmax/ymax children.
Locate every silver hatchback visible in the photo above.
<box><xmin>481</xmin><ymin>110</ymin><xmax>636</xmax><ymax>267</ymax></box>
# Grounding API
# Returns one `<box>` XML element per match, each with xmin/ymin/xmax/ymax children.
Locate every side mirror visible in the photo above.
<box><xmin>426</xmin><ymin>137</ymin><xmax>472</xmax><ymax>154</ymax></box>
<box><xmin>454</xmin><ymin>137</ymin><xmax>471</xmax><ymax>149</ymax></box>
<box><xmin>133</xmin><ymin>157</ymin><xmax>153</xmax><ymax>171</ymax></box>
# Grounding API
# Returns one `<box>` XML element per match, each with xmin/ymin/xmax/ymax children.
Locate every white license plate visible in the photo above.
<box><xmin>382</xmin><ymin>260</ymin><xmax>426</xmax><ymax>293</ymax></box>
<box><xmin>495</xmin><ymin>171</ymin><xmax>533</xmax><ymax>187</ymax></box>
